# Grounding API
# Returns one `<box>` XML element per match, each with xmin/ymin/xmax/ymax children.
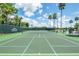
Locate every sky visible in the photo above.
<box><xmin>14</xmin><ymin>3</ymin><xmax>79</xmax><ymax>28</ymax></box>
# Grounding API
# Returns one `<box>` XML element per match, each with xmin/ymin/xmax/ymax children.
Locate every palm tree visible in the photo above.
<box><xmin>52</xmin><ymin>13</ymin><xmax>57</xmax><ymax>28</ymax></box>
<box><xmin>48</xmin><ymin>14</ymin><xmax>52</xmax><ymax>27</ymax></box>
<box><xmin>0</xmin><ymin>3</ymin><xmax>17</xmax><ymax>24</ymax></box>
<box><xmin>69</xmin><ymin>20</ymin><xmax>73</xmax><ymax>27</ymax></box>
<box><xmin>14</xmin><ymin>15</ymin><xmax>19</xmax><ymax>26</ymax></box>
<box><xmin>14</xmin><ymin>15</ymin><xmax>22</xmax><ymax>27</ymax></box>
<box><xmin>21</xmin><ymin>22</ymin><xmax>29</xmax><ymax>28</ymax></box>
<box><xmin>58</xmin><ymin>3</ymin><xmax>65</xmax><ymax>28</ymax></box>
<box><xmin>19</xmin><ymin>17</ymin><xmax>22</xmax><ymax>27</ymax></box>
<box><xmin>75</xmin><ymin>17</ymin><xmax>79</xmax><ymax>24</ymax></box>
<box><xmin>74</xmin><ymin>17</ymin><xmax>79</xmax><ymax>31</ymax></box>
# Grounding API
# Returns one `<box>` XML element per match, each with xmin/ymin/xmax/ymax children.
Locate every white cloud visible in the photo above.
<box><xmin>36</xmin><ymin>13</ymin><xmax>48</xmax><ymax>22</ymax></box>
<box><xmin>21</xmin><ymin>16</ymin><xmax>30</xmax><ymax>23</ymax></box>
<box><xmin>37</xmin><ymin>17</ymin><xmax>42</xmax><ymax>20</ymax></box>
<box><xmin>21</xmin><ymin>16</ymin><xmax>51</xmax><ymax>28</ymax></box>
<box><xmin>21</xmin><ymin>16</ymin><xmax>49</xmax><ymax>27</ymax></box>
<box><xmin>39</xmin><ymin>22</ymin><xmax>49</xmax><ymax>27</ymax></box>
<box><xmin>43</xmin><ymin>13</ymin><xmax>48</xmax><ymax>19</ymax></box>
<box><xmin>24</xmin><ymin>12</ymin><xmax>34</xmax><ymax>17</ymax></box>
<box><xmin>39</xmin><ymin>9</ymin><xmax>43</xmax><ymax>14</ymax></box>
<box><xmin>31</xmin><ymin>20</ymin><xmax>49</xmax><ymax>27</ymax></box>
<box><xmin>47</xmin><ymin>7</ymin><xmax>49</xmax><ymax>9</ymax></box>
<box><xmin>15</xmin><ymin>3</ymin><xmax>43</xmax><ymax>17</ymax></box>
<box><xmin>36</xmin><ymin>13</ymin><xmax>48</xmax><ymax>21</ymax></box>
<box><xmin>15</xmin><ymin>3</ymin><xmax>24</xmax><ymax>9</ymax></box>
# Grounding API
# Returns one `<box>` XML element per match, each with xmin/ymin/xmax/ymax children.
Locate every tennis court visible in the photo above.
<box><xmin>0</xmin><ymin>30</ymin><xmax>79</xmax><ymax>56</ymax></box>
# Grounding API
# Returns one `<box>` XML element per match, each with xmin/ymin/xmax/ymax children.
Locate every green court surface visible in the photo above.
<box><xmin>0</xmin><ymin>30</ymin><xmax>79</xmax><ymax>56</ymax></box>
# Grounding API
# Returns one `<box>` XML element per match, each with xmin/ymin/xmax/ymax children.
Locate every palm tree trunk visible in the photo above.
<box><xmin>56</xmin><ymin>19</ymin><xmax>58</xmax><ymax>32</ymax></box>
<box><xmin>57</xmin><ymin>19</ymin><xmax>58</xmax><ymax>28</ymax></box>
<box><xmin>53</xmin><ymin>19</ymin><xmax>54</xmax><ymax>28</ymax></box>
<box><xmin>49</xmin><ymin>19</ymin><xmax>51</xmax><ymax>28</ymax></box>
<box><xmin>60</xmin><ymin>9</ymin><xmax>62</xmax><ymax>28</ymax></box>
<box><xmin>19</xmin><ymin>21</ymin><xmax>20</xmax><ymax>27</ymax></box>
<box><xmin>71</xmin><ymin>23</ymin><xmax>72</xmax><ymax>27</ymax></box>
<box><xmin>53</xmin><ymin>19</ymin><xmax>55</xmax><ymax>28</ymax></box>
<box><xmin>50</xmin><ymin>19</ymin><xmax>51</xmax><ymax>28</ymax></box>
<box><xmin>76</xmin><ymin>21</ymin><xmax>77</xmax><ymax>31</ymax></box>
<box><xmin>4</xmin><ymin>14</ymin><xmax>8</xmax><ymax>24</ymax></box>
<box><xmin>76</xmin><ymin>21</ymin><xmax>77</xmax><ymax>24</ymax></box>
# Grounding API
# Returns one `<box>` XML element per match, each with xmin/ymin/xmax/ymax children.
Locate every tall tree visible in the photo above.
<box><xmin>69</xmin><ymin>20</ymin><xmax>73</xmax><ymax>27</ymax></box>
<box><xmin>19</xmin><ymin>17</ymin><xmax>22</xmax><ymax>27</ymax></box>
<box><xmin>25</xmin><ymin>22</ymin><xmax>29</xmax><ymax>27</ymax></box>
<box><xmin>52</xmin><ymin>13</ymin><xmax>57</xmax><ymax>28</ymax></box>
<box><xmin>74</xmin><ymin>17</ymin><xmax>79</xmax><ymax>31</ymax></box>
<box><xmin>14</xmin><ymin>15</ymin><xmax>22</xmax><ymax>27</ymax></box>
<box><xmin>75</xmin><ymin>17</ymin><xmax>79</xmax><ymax>24</ymax></box>
<box><xmin>21</xmin><ymin>22</ymin><xmax>29</xmax><ymax>28</ymax></box>
<box><xmin>0</xmin><ymin>3</ymin><xmax>17</xmax><ymax>24</ymax></box>
<box><xmin>58</xmin><ymin>3</ymin><xmax>65</xmax><ymax>28</ymax></box>
<box><xmin>74</xmin><ymin>23</ymin><xmax>79</xmax><ymax>31</ymax></box>
<box><xmin>48</xmin><ymin>14</ymin><xmax>52</xmax><ymax>27</ymax></box>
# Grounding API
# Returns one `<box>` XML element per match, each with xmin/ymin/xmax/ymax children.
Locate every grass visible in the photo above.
<box><xmin>0</xmin><ymin>32</ymin><xmax>21</xmax><ymax>42</ymax></box>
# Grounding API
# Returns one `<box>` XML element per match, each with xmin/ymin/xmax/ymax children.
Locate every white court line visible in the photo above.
<box><xmin>0</xmin><ymin>31</ymin><xmax>29</xmax><ymax>46</ymax></box>
<box><xmin>43</xmin><ymin>35</ymin><xmax>58</xmax><ymax>56</ymax></box>
<box><xmin>21</xmin><ymin>34</ymin><xmax>37</xmax><ymax>56</ymax></box>
<box><xmin>0</xmin><ymin>46</ymin><xmax>26</xmax><ymax>47</ymax></box>
<box><xmin>0</xmin><ymin>53</ymin><xmax>79</xmax><ymax>56</ymax></box>
<box><xmin>0</xmin><ymin>45</ymin><xmax>79</xmax><ymax>48</ymax></box>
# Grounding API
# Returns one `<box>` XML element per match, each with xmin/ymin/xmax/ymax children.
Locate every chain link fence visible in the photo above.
<box><xmin>0</xmin><ymin>24</ymin><xmax>23</xmax><ymax>33</ymax></box>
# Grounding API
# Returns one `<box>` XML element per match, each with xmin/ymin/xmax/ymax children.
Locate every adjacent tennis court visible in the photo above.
<box><xmin>0</xmin><ymin>30</ymin><xmax>79</xmax><ymax>56</ymax></box>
